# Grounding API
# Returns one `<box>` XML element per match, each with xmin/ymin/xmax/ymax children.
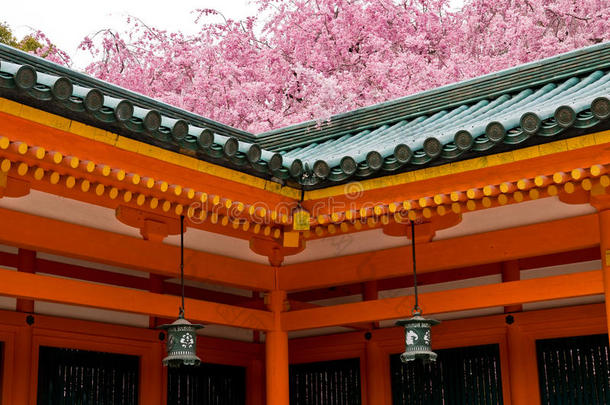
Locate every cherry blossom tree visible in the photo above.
<box><xmin>79</xmin><ymin>0</ymin><xmax>610</xmax><ymax>133</ymax></box>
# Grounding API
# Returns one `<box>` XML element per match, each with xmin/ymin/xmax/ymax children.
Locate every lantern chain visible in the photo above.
<box><xmin>411</xmin><ymin>220</ymin><xmax>421</xmax><ymax>314</ymax></box>
<box><xmin>180</xmin><ymin>215</ymin><xmax>185</xmax><ymax>318</ymax></box>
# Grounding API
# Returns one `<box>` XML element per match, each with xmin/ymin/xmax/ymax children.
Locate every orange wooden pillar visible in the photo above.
<box><xmin>365</xmin><ymin>338</ymin><xmax>391</xmax><ymax>405</ymax></box>
<box><xmin>12</xmin><ymin>322</ymin><xmax>34</xmax><ymax>404</ymax></box>
<box><xmin>598</xmin><ymin>209</ymin><xmax>610</xmax><ymax>341</ymax></box>
<box><xmin>14</xmin><ymin>250</ymin><xmax>36</xmax><ymax>404</ymax></box>
<box><xmin>506</xmin><ymin>324</ymin><xmax>540</xmax><ymax>405</ymax></box>
<box><xmin>140</xmin><ymin>342</ymin><xmax>164</xmax><ymax>405</ymax></box>
<box><xmin>265</xmin><ymin>289</ymin><xmax>289</xmax><ymax>405</ymax></box>
<box><xmin>363</xmin><ymin>280</ymin><xmax>390</xmax><ymax>405</ymax></box>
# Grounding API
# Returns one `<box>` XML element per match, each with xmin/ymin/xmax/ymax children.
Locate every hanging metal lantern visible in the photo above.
<box><xmin>396</xmin><ymin>220</ymin><xmax>440</xmax><ymax>364</ymax></box>
<box><xmin>159</xmin><ymin>316</ymin><xmax>204</xmax><ymax>367</ymax></box>
<box><xmin>158</xmin><ymin>215</ymin><xmax>203</xmax><ymax>367</ymax></box>
<box><xmin>396</xmin><ymin>312</ymin><xmax>439</xmax><ymax>363</ymax></box>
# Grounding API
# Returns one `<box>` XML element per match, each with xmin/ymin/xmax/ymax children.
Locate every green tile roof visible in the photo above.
<box><xmin>1</xmin><ymin>43</ymin><xmax>610</xmax><ymax>189</ymax></box>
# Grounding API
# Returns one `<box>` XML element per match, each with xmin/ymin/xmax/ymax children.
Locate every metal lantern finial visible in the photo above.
<box><xmin>396</xmin><ymin>220</ymin><xmax>440</xmax><ymax>363</ymax></box>
<box><xmin>159</xmin><ymin>215</ymin><xmax>203</xmax><ymax>367</ymax></box>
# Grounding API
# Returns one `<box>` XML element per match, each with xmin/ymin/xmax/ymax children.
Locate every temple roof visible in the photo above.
<box><xmin>1</xmin><ymin>42</ymin><xmax>610</xmax><ymax>189</ymax></box>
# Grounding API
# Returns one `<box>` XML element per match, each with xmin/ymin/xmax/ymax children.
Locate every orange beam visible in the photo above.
<box><xmin>0</xmin><ymin>207</ymin><xmax>274</xmax><ymax>291</ymax></box>
<box><xmin>518</xmin><ymin>247</ymin><xmax>599</xmax><ymax>269</ymax></box>
<box><xmin>286</xmin><ymin>300</ymin><xmax>369</xmax><ymax>331</ymax></box>
<box><xmin>287</xmin><ymin>249</ymin><xmax>598</xmax><ymax>303</ymax></box>
<box><xmin>287</xmin><ymin>263</ymin><xmax>502</xmax><ymax>302</ymax></box>
<box><xmin>282</xmin><ymin>270</ymin><xmax>603</xmax><ymax>331</ymax></box>
<box><xmin>279</xmin><ymin>214</ymin><xmax>599</xmax><ymax>291</ymax></box>
<box><xmin>0</xmin><ymin>250</ymin><xmax>265</xmax><ymax>308</ymax></box>
<box><xmin>0</xmin><ymin>268</ymin><xmax>273</xmax><ymax>330</ymax></box>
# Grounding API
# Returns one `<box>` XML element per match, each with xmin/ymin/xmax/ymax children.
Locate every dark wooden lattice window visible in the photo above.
<box><xmin>36</xmin><ymin>346</ymin><xmax>139</xmax><ymax>405</ymax></box>
<box><xmin>537</xmin><ymin>334</ymin><xmax>610</xmax><ymax>404</ymax></box>
<box><xmin>167</xmin><ymin>363</ymin><xmax>246</xmax><ymax>405</ymax></box>
<box><xmin>289</xmin><ymin>358</ymin><xmax>362</xmax><ymax>405</ymax></box>
<box><xmin>390</xmin><ymin>344</ymin><xmax>504</xmax><ymax>405</ymax></box>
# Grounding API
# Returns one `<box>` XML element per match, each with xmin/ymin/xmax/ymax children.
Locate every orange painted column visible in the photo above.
<box><xmin>365</xmin><ymin>338</ymin><xmax>390</xmax><ymax>405</ymax></box>
<box><xmin>16</xmin><ymin>249</ymin><xmax>36</xmax><ymax>313</ymax></box>
<box><xmin>14</xmin><ymin>250</ymin><xmax>35</xmax><ymax>404</ymax></box>
<box><xmin>140</xmin><ymin>342</ymin><xmax>163</xmax><ymax>405</ymax></box>
<box><xmin>507</xmin><ymin>324</ymin><xmax>540</xmax><ymax>405</ymax></box>
<box><xmin>502</xmin><ymin>261</ymin><xmax>522</xmax><ymax>313</ymax></box>
<box><xmin>598</xmin><ymin>209</ymin><xmax>610</xmax><ymax>340</ymax></box>
<box><xmin>13</xmin><ymin>324</ymin><xmax>33</xmax><ymax>404</ymax></box>
<box><xmin>363</xmin><ymin>280</ymin><xmax>390</xmax><ymax>404</ymax></box>
<box><xmin>265</xmin><ymin>289</ymin><xmax>289</xmax><ymax>405</ymax></box>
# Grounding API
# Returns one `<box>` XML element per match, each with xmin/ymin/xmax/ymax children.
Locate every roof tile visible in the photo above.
<box><xmin>1</xmin><ymin>42</ymin><xmax>610</xmax><ymax>189</ymax></box>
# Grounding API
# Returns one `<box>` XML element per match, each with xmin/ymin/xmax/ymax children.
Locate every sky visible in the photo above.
<box><xmin>2</xmin><ymin>0</ymin><xmax>256</xmax><ymax>68</ymax></box>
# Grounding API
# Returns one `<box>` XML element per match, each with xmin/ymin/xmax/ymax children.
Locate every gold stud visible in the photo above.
<box><xmin>80</xmin><ymin>179</ymin><xmax>90</xmax><ymax>192</ymax></box>
<box><xmin>49</xmin><ymin>172</ymin><xmax>60</xmax><ymax>185</ymax></box>
<box><xmin>17</xmin><ymin>162</ymin><xmax>28</xmax><ymax>176</ymax></box>
<box><xmin>109</xmin><ymin>187</ymin><xmax>119</xmax><ymax>199</ymax></box>
<box><xmin>0</xmin><ymin>159</ymin><xmax>11</xmax><ymax>173</ymax></box>
<box><xmin>513</xmin><ymin>191</ymin><xmax>524</xmax><ymax>202</ymax></box>
<box><xmin>33</xmin><ymin>167</ymin><xmax>44</xmax><ymax>180</ymax></box>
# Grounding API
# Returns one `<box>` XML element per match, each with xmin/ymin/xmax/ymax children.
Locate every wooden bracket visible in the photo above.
<box><xmin>558</xmin><ymin>189</ymin><xmax>590</xmax><ymax>205</ymax></box>
<box><xmin>382</xmin><ymin>212</ymin><xmax>461</xmax><ymax>242</ymax></box>
<box><xmin>0</xmin><ymin>173</ymin><xmax>30</xmax><ymax>198</ymax></box>
<box><xmin>250</xmin><ymin>237</ymin><xmax>305</xmax><ymax>266</ymax></box>
<box><xmin>558</xmin><ymin>185</ymin><xmax>610</xmax><ymax>211</ymax></box>
<box><xmin>140</xmin><ymin>219</ymin><xmax>170</xmax><ymax>243</ymax></box>
<box><xmin>115</xmin><ymin>205</ymin><xmax>181</xmax><ymax>242</ymax></box>
<box><xmin>282</xmin><ymin>231</ymin><xmax>302</xmax><ymax>248</ymax></box>
<box><xmin>590</xmin><ymin>194</ymin><xmax>610</xmax><ymax>212</ymax></box>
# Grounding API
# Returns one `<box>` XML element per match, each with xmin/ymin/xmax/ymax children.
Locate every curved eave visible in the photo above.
<box><xmin>275</xmin><ymin>71</ymin><xmax>610</xmax><ymax>188</ymax></box>
<box><xmin>2</xmin><ymin>42</ymin><xmax>610</xmax><ymax>190</ymax></box>
<box><xmin>0</xmin><ymin>44</ymin><xmax>253</xmax><ymax>141</ymax></box>
<box><xmin>0</xmin><ymin>60</ymin><xmax>291</xmax><ymax>184</ymax></box>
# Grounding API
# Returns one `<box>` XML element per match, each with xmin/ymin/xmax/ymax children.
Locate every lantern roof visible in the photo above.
<box><xmin>1</xmin><ymin>42</ymin><xmax>610</xmax><ymax>189</ymax></box>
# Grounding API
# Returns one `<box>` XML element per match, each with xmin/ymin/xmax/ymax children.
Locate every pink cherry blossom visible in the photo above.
<box><xmin>76</xmin><ymin>0</ymin><xmax>610</xmax><ymax>133</ymax></box>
